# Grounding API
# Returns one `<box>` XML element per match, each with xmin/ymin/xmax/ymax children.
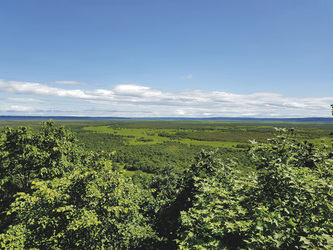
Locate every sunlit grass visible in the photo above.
<box><xmin>82</xmin><ymin>126</ymin><xmax>251</xmax><ymax>148</ymax></box>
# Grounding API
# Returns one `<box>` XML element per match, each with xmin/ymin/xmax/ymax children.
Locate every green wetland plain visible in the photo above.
<box><xmin>1</xmin><ymin>119</ymin><xmax>332</xmax><ymax>175</ymax></box>
<box><xmin>0</xmin><ymin>118</ymin><xmax>332</xmax><ymax>249</ymax></box>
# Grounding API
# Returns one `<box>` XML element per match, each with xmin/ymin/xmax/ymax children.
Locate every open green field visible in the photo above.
<box><xmin>81</xmin><ymin>125</ymin><xmax>244</xmax><ymax>148</ymax></box>
<box><xmin>75</xmin><ymin>119</ymin><xmax>333</xmax><ymax>147</ymax></box>
<box><xmin>1</xmin><ymin>119</ymin><xmax>332</xmax><ymax>175</ymax></box>
<box><xmin>1</xmin><ymin>119</ymin><xmax>332</xmax><ymax>151</ymax></box>
<box><xmin>1</xmin><ymin>119</ymin><xmax>332</xmax><ymax>147</ymax></box>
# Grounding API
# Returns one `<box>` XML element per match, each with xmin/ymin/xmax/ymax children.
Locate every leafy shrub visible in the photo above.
<box><xmin>0</xmin><ymin>121</ymin><xmax>157</xmax><ymax>249</ymax></box>
<box><xmin>175</xmin><ymin>129</ymin><xmax>333</xmax><ymax>249</ymax></box>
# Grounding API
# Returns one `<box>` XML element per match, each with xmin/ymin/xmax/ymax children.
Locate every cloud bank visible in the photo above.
<box><xmin>0</xmin><ymin>79</ymin><xmax>332</xmax><ymax>117</ymax></box>
<box><xmin>50</xmin><ymin>81</ymin><xmax>87</xmax><ymax>85</ymax></box>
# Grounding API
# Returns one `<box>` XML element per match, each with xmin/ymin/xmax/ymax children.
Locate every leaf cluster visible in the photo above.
<box><xmin>0</xmin><ymin>121</ymin><xmax>157</xmax><ymax>249</ymax></box>
<box><xmin>175</xmin><ymin>129</ymin><xmax>333</xmax><ymax>249</ymax></box>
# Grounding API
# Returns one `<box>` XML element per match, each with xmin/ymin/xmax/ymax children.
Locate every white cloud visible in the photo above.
<box><xmin>0</xmin><ymin>79</ymin><xmax>332</xmax><ymax>117</ymax></box>
<box><xmin>0</xmin><ymin>105</ymin><xmax>35</xmax><ymax>112</ymax></box>
<box><xmin>176</xmin><ymin>109</ymin><xmax>186</xmax><ymax>115</ymax></box>
<box><xmin>50</xmin><ymin>81</ymin><xmax>86</xmax><ymax>85</ymax></box>
<box><xmin>7</xmin><ymin>97</ymin><xmax>44</xmax><ymax>103</ymax></box>
<box><xmin>114</xmin><ymin>84</ymin><xmax>162</xmax><ymax>97</ymax></box>
<box><xmin>0</xmin><ymin>80</ymin><xmax>96</xmax><ymax>99</ymax></box>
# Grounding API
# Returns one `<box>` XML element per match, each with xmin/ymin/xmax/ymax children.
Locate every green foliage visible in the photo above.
<box><xmin>0</xmin><ymin>121</ymin><xmax>84</xmax><ymax>234</ymax></box>
<box><xmin>1</xmin><ymin>119</ymin><xmax>332</xmax><ymax>249</ymax></box>
<box><xmin>114</xmin><ymin>142</ymin><xmax>212</xmax><ymax>173</ymax></box>
<box><xmin>175</xmin><ymin>129</ymin><xmax>333</xmax><ymax>249</ymax></box>
<box><xmin>174</xmin><ymin>150</ymin><xmax>252</xmax><ymax>249</ymax></box>
<box><xmin>0</xmin><ymin>121</ymin><xmax>80</xmax><ymax>181</ymax></box>
<box><xmin>246</xmin><ymin>128</ymin><xmax>333</xmax><ymax>249</ymax></box>
<box><xmin>148</xmin><ymin>165</ymin><xmax>184</xmax><ymax>248</ymax></box>
<box><xmin>150</xmin><ymin>150</ymin><xmax>248</xmax><ymax>249</ymax></box>
<box><xmin>1</xmin><ymin>166</ymin><xmax>156</xmax><ymax>249</ymax></box>
<box><xmin>75</xmin><ymin>131</ymin><xmax>127</xmax><ymax>152</ymax></box>
<box><xmin>0</xmin><ymin>121</ymin><xmax>157</xmax><ymax>249</ymax></box>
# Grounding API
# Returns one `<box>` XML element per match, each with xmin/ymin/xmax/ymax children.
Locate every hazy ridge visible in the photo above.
<box><xmin>0</xmin><ymin>115</ymin><xmax>332</xmax><ymax>122</ymax></box>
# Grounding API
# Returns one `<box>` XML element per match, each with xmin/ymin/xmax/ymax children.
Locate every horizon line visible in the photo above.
<box><xmin>0</xmin><ymin>115</ymin><xmax>332</xmax><ymax>121</ymax></box>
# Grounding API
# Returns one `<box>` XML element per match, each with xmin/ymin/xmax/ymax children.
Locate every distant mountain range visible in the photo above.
<box><xmin>0</xmin><ymin>116</ymin><xmax>332</xmax><ymax>122</ymax></box>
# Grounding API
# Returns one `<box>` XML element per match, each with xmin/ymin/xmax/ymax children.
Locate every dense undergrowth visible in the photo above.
<box><xmin>0</xmin><ymin>121</ymin><xmax>332</xmax><ymax>249</ymax></box>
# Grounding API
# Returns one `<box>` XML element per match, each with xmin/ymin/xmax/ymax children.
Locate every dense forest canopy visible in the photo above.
<box><xmin>0</xmin><ymin>119</ymin><xmax>332</xmax><ymax>249</ymax></box>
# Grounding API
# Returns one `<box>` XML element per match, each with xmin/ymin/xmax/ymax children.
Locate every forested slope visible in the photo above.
<box><xmin>0</xmin><ymin>121</ymin><xmax>332</xmax><ymax>249</ymax></box>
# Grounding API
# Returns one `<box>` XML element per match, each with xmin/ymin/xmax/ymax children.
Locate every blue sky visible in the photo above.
<box><xmin>1</xmin><ymin>0</ymin><xmax>333</xmax><ymax>117</ymax></box>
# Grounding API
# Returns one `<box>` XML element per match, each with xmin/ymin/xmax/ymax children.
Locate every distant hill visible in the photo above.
<box><xmin>0</xmin><ymin>116</ymin><xmax>130</xmax><ymax>120</ymax></box>
<box><xmin>0</xmin><ymin>116</ymin><xmax>332</xmax><ymax>122</ymax></box>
